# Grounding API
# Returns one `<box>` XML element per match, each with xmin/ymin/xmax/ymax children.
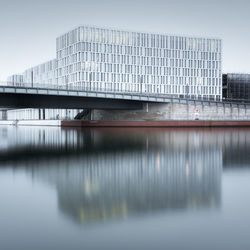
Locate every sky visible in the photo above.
<box><xmin>0</xmin><ymin>0</ymin><xmax>250</xmax><ymax>80</ymax></box>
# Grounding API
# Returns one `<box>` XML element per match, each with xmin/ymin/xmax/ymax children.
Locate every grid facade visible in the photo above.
<box><xmin>223</xmin><ymin>73</ymin><xmax>250</xmax><ymax>101</ymax></box>
<box><xmin>7</xmin><ymin>74</ymin><xmax>24</xmax><ymax>86</ymax></box>
<box><xmin>56</xmin><ymin>26</ymin><xmax>222</xmax><ymax>100</ymax></box>
<box><xmin>23</xmin><ymin>59</ymin><xmax>57</xmax><ymax>86</ymax></box>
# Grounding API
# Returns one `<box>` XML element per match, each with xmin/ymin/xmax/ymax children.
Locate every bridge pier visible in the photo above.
<box><xmin>90</xmin><ymin>102</ymin><xmax>250</xmax><ymax>121</ymax></box>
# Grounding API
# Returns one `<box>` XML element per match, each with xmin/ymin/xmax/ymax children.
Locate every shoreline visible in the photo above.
<box><xmin>61</xmin><ymin>120</ymin><xmax>250</xmax><ymax>127</ymax></box>
<box><xmin>1</xmin><ymin>119</ymin><xmax>250</xmax><ymax>127</ymax></box>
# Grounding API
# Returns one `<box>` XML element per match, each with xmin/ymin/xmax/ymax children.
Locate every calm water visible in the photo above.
<box><xmin>0</xmin><ymin>126</ymin><xmax>250</xmax><ymax>250</ymax></box>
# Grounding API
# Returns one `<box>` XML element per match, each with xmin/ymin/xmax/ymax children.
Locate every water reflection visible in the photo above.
<box><xmin>1</xmin><ymin>126</ymin><xmax>250</xmax><ymax>225</ymax></box>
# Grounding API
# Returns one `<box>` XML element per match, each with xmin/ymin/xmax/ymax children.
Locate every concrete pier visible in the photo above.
<box><xmin>91</xmin><ymin>102</ymin><xmax>250</xmax><ymax>121</ymax></box>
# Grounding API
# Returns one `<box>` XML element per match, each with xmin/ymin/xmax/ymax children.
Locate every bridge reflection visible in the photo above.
<box><xmin>0</xmin><ymin>127</ymin><xmax>231</xmax><ymax>224</ymax></box>
<box><xmin>1</xmin><ymin>127</ymin><xmax>250</xmax><ymax>224</ymax></box>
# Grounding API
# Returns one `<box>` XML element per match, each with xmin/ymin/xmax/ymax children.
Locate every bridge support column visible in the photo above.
<box><xmin>90</xmin><ymin>102</ymin><xmax>250</xmax><ymax>122</ymax></box>
<box><xmin>89</xmin><ymin>109</ymin><xmax>93</xmax><ymax>121</ymax></box>
<box><xmin>74</xmin><ymin>109</ymin><xmax>92</xmax><ymax>120</ymax></box>
<box><xmin>43</xmin><ymin>109</ymin><xmax>45</xmax><ymax>120</ymax></box>
<box><xmin>143</xmin><ymin>103</ymin><xmax>149</xmax><ymax>113</ymax></box>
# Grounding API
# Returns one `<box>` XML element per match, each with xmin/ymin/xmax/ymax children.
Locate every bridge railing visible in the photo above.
<box><xmin>1</xmin><ymin>81</ymin><xmax>250</xmax><ymax>105</ymax></box>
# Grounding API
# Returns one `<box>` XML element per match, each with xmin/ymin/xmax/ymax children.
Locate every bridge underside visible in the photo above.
<box><xmin>0</xmin><ymin>93</ymin><xmax>143</xmax><ymax>110</ymax></box>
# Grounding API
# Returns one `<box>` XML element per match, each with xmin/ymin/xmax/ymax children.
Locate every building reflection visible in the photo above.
<box><xmin>2</xmin><ymin>127</ymin><xmax>249</xmax><ymax>224</ymax></box>
<box><xmin>0</xmin><ymin>127</ymin><xmax>223</xmax><ymax>224</ymax></box>
<box><xmin>54</xmin><ymin>148</ymin><xmax>221</xmax><ymax>224</ymax></box>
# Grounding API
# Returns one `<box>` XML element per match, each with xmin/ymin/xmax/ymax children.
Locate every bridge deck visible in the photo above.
<box><xmin>0</xmin><ymin>83</ymin><xmax>250</xmax><ymax>109</ymax></box>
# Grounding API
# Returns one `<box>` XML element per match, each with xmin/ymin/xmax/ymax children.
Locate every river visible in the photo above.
<box><xmin>0</xmin><ymin>126</ymin><xmax>250</xmax><ymax>250</ymax></box>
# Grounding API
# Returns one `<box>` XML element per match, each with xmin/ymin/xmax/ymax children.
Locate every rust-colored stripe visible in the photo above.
<box><xmin>61</xmin><ymin>120</ymin><xmax>250</xmax><ymax>127</ymax></box>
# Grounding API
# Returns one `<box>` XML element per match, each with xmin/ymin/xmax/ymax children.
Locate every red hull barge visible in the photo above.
<box><xmin>61</xmin><ymin>120</ymin><xmax>250</xmax><ymax>127</ymax></box>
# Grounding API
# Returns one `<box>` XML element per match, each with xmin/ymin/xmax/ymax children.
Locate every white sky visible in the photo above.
<box><xmin>0</xmin><ymin>0</ymin><xmax>250</xmax><ymax>80</ymax></box>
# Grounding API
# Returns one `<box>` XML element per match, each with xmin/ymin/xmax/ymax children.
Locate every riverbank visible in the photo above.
<box><xmin>61</xmin><ymin>120</ymin><xmax>250</xmax><ymax>127</ymax></box>
<box><xmin>0</xmin><ymin>120</ymin><xmax>60</xmax><ymax>126</ymax></box>
<box><xmin>2</xmin><ymin>119</ymin><xmax>250</xmax><ymax>127</ymax></box>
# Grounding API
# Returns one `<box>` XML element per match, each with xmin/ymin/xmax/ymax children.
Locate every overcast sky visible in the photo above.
<box><xmin>0</xmin><ymin>0</ymin><xmax>249</xmax><ymax>80</ymax></box>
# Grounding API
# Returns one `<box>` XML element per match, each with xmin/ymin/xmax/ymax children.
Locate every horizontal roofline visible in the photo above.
<box><xmin>56</xmin><ymin>24</ymin><xmax>222</xmax><ymax>41</ymax></box>
<box><xmin>23</xmin><ymin>58</ymin><xmax>57</xmax><ymax>72</ymax></box>
<box><xmin>223</xmin><ymin>73</ymin><xmax>250</xmax><ymax>75</ymax></box>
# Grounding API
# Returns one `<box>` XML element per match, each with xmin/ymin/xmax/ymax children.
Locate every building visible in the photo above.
<box><xmin>223</xmin><ymin>73</ymin><xmax>250</xmax><ymax>101</ymax></box>
<box><xmin>23</xmin><ymin>59</ymin><xmax>58</xmax><ymax>87</ymax></box>
<box><xmin>56</xmin><ymin>26</ymin><xmax>222</xmax><ymax>100</ymax></box>
<box><xmin>6</xmin><ymin>25</ymin><xmax>222</xmax><ymax>120</ymax></box>
<box><xmin>7</xmin><ymin>59</ymin><xmax>79</xmax><ymax>120</ymax></box>
<box><xmin>7</xmin><ymin>74</ymin><xmax>24</xmax><ymax>86</ymax></box>
<box><xmin>6</xmin><ymin>60</ymin><xmax>78</xmax><ymax>121</ymax></box>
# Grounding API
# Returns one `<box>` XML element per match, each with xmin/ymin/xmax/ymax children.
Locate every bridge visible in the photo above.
<box><xmin>1</xmin><ymin>82</ymin><xmax>249</xmax><ymax>110</ymax></box>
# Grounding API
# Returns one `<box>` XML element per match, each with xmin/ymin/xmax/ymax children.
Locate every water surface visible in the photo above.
<box><xmin>0</xmin><ymin>126</ymin><xmax>250</xmax><ymax>250</ymax></box>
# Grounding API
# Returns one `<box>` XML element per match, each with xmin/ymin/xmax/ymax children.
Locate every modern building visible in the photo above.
<box><xmin>7</xmin><ymin>74</ymin><xmax>24</xmax><ymax>86</ymax></box>
<box><xmin>56</xmin><ymin>26</ymin><xmax>222</xmax><ymax>100</ymax></box>
<box><xmin>6</xmin><ymin>59</ymin><xmax>78</xmax><ymax>120</ymax></box>
<box><xmin>5</xmin><ymin>25</ymin><xmax>222</xmax><ymax>120</ymax></box>
<box><xmin>23</xmin><ymin>59</ymin><xmax>58</xmax><ymax>87</ymax></box>
<box><xmin>223</xmin><ymin>73</ymin><xmax>250</xmax><ymax>101</ymax></box>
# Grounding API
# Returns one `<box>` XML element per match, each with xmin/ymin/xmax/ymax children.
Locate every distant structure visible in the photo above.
<box><xmin>7</xmin><ymin>74</ymin><xmax>23</xmax><ymax>86</ymax></box>
<box><xmin>23</xmin><ymin>59</ymin><xmax>57</xmax><ymax>86</ymax></box>
<box><xmin>223</xmin><ymin>73</ymin><xmax>250</xmax><ymax>102</ymax></box>
<box><xmin>6</xmin><ymin>25</ymin><xmax>222</xmax><ymax>120</ymax></box>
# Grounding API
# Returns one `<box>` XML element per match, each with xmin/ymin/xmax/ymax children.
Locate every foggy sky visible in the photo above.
<box><xmin>0</xmin><ymin>0</ymin><xmax>249</xmax><ymax>80</ymax></box>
